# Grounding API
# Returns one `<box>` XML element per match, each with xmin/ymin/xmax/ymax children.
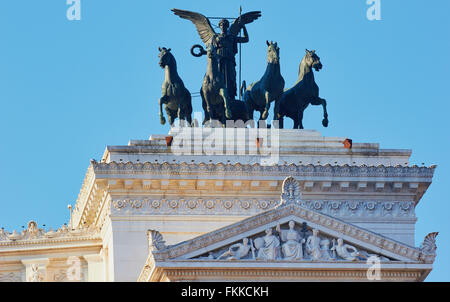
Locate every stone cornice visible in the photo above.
<box><xmin>72</xmin><ymin>162</ymin><xmax>434</xmax><ymax>228</ymax></box>
<box><xmin>150</xmin><ymin>266</ymin><xmax>427</xmax><ymax>282</ymax></box>
<box><xmin>72</xmin><ymin>165</ymin><xmax>96</xmax><ymax>227</ymax></box>
<box><xmin>138</xmin><ymin>254</ymin><xmax>157</xmax><ymax>282</ymax></box>
<box><xmin>0</xmin><ymin>222</ymin><xmax>101</xmax><ymax>249</ymax></box>
<box><xmin>92</xmin><ymin>162</ymin><xmax>436</xmax><ymax>179</ymax></box>
<box><xmin>139</xmin><ymin>258</ymin><xmax>431</xmax><ymax>282</ymax></box>
<box><xmin>0</xmin><ymin>236</ymin><xmax>101</xmax><ymax>249</ymax></box>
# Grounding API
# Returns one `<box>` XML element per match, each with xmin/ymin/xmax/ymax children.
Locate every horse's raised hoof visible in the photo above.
<box><xmin>322</xmin><ymin>118</ymin><xmax>329</xmax><ymax>127</ymax></box>
<box><xmin>160</xmin><ymin>116</ymin><xmax>166</xmax><ymax>125</ymax></box>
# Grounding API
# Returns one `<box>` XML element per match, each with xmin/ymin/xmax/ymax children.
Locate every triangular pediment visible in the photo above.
<box><xmin>153</xmin><ymin>202</ymin><xmax>421</xmax><ymax>263</ymax></box>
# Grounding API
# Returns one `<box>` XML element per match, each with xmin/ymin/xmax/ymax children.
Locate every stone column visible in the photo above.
<box><xmin>84</xmin><ymin>250</ymin><xmax>106</xmax><ymax>282</ymax></box>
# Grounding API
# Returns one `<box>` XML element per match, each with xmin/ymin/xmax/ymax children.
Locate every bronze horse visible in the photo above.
<box><xmin>278</xmin><ymin>49</ymin><xmax>328</xmax><ymax>129</ymax></box>
<box><xmin>158</xmin><ymin>47</ymin><xmax>192</xmax><ymax>126</ymax></box>
<box><xmin>243</xmin><ymin>41</ymin><xmax>285</xmax><ymax>123</ymax></box>
<box><xmin>200</xmin><ymin>43</ymin><xmax>232</xmax><ymax>125</ymax></box>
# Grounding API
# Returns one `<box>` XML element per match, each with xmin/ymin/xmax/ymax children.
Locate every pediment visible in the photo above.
<box><xmin>153</xmin><ymin>202</ymin><xmax>421</xmax><ymax>263</ymax></box>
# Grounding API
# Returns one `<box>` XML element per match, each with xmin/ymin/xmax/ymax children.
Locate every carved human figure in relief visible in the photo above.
<box><xmin>331</xmin><ymin>238</ymin><xmax>361</xmax><ymax>261</ymax></box>
<box><xmin>320</xmin><ymin>239</ymin><xmax>334</xmax><ymax>260</ymax></box>
<box><xmin>277</xmin><ymin>221</ymin><xmax>304</xmax><ymax>260</ymax></box>
<box><xmin>254</xmin><ymin>228</ymin><xmax>280</xmax><ymax>260</ymax></box>
<box><xmin>306</xmin><ymin>229</ymin><xmax>323</xmax><ymax>260</ymax></box>
<box><xmin>217</xmin><ymin>237</ymin><xmax>251</xmax><ymax>260</ymax></box>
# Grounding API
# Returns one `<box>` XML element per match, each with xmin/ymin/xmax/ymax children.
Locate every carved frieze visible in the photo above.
<box><xmin>0</xmin><ymin>272</ymin><xmax>22</xmax><ymax>282</ymax></box>
<box><xmin>109</xmin><ymin>197</ymin><xmax>416</xmax><ymax>221</ymax></box>
<box><xmin>111</xmin><ymin>197</ymin><xmax>278</xmax><ymax>216</ymax></box>
<box><xmin>157</xmin><ymin>219</ymin><xmax>395</xmax><ymax>263</ymax></box>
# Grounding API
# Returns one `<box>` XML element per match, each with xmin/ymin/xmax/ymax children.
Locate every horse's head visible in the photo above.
<box><xmin>304</xmin><ymin>49</ymin><xmax>322</xmax><ymax>71</ymax></box>
<box><xmin>266</xmin><ymin>40</ymin><xmax>280</xmax><ymax>64</ymax></box>
<box><xmin>158</xmin><ymin>47</ymin><xmax>173</xmax><ymax>69</ymax></box>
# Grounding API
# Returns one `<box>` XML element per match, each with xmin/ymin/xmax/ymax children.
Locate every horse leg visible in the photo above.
<box><xmin>311</xmin><ymin>97</ymin><xmax>329</xmax><ymax>127</ymax></box>
<box><xmin>244</xmin><ymin>93</ymin><xmax>254</xmax><ymax>121</ymax></box>
<box><xmin>274</xmin><ymin>98</ymin><xmax>280</xmax><ymax>119</ymax></box>
<box><xmin>177</xmin><ymin>107</ymin><xmax>186</xmax><ymax>127</ymax></box>
<box><xmin>185</xmin><ymin>108</ymin><xmax>192</xmax><ymax>127</ymax></box>
<box><xmin>159</xmin><ymin>96</ymin><xmax>168</xmax><ymax>125</ymax></box>
<box><xmin>272</xmin><ymin>97</ymin><xmax>282</xmax><ymax>127</ymax></box>
<box><xmin>220</xmin><ymin>88</ymin><xmax>232</xmax><ymax>120</ymax></box>
<box><xmin>180</xmin><ymin>105</ymin><xmax>192</xmax><ymax>127</ymax></box>
<box><xmin>182</xmin><ymin>91</ymin><xmax>192</xmax><ymax>127</ymax></box>
<box><xmin>293</xmin><ymin>116</ymin><xmax>299</xmax><ymax>129</ymax></box>
<box><xmin>201</xmin><ymin>90</ymin><xmax>210</xmax><ymax>125</ymax></box>
<box><xmin>257</xmin><ymin>110</ymin><xmax>268</xmax><ymax>128</ymax></box>
<box><xmin>298</xmin><ymin>109</ymin><xmax>305</xmax><ymax>129</ymax></box>
<box><xmin>166</xmin><ymin>108</ymin><xmax>176</xmax><ymax>127</ymax></box>
<box><xmin>204</xmin><ymin>92</ymin><xmax>215</xmax><ymax>125</ymax></box>
<box><xmin>261</xmin><ymin>91</ymin><xmax>271</xmax><ymax>120</ymax></box>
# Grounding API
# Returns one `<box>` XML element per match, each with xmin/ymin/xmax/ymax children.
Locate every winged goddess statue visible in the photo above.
<box><xmin>171</xmin><ymin>8</ymin><xmax>261</xmax><ymax>99</ymax></box>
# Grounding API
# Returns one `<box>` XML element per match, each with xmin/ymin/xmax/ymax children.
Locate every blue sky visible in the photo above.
<box><xmin>0</xmin><ymin>0</ymin><xmax>449</xmax><ymax>281</ymax></box>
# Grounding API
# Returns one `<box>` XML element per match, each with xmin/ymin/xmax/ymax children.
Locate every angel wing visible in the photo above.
<box><xmin>171</xmin><ymin>8</ymin><xmax>216</xmax><ymax>44</ymax></box>
<box><xmin>229</xmin><ymin>11</ymin><xmax>262</xmax><ymax>36</ymax></box>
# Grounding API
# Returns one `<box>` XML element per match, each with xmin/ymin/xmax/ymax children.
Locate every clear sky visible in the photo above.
<box><xmin>0</xmin><ymin>0</ymin><xmax>449</xmax><ymax>281</ymax></box>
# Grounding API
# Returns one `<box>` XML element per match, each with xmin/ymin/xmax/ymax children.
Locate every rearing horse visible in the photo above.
<box><xmin>243</xmin><ymin>41</ymin><xmax>285</xmax><ymax>122</ymax></box>
<box><xmin>278</xmin><ymin>49</ymin><xmax>329</xmax><ymax>129</ymax></box>
<box><xmin>200</xmin><ymin>43</ymin><xmax>232</xmax><ymax>125</ymax></box>
<box><xmin>158</xmin><ymin>47</ymin><xmax>192</xmax><ymax>126</ymax></box>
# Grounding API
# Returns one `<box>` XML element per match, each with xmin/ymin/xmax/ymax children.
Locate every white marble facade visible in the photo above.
<box><xmin>0</xmin><ymin>129</ymin><xmax>438</xmax><ymax>282</ymax></box>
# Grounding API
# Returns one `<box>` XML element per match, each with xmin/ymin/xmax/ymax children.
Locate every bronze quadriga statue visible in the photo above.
<box><xmin>163</xmin><ymin>8</ymin><xmax>329</xmax><ymax>129</ymax></box>
<box><xmin>158</xmin><ymin>47</ymin><xmax>193</xmax><ymax>127</ymax></box>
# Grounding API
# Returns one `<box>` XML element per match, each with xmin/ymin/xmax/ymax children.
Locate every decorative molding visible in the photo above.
<box><xmin>72</xmin><ymin>162</ymin><xmax>434</xmax><ymax>232</ymax></box>
<box><xmin>147</xmin><ymin>230</ymin><xmax>167</xmax><ymax>252</ymax></box>
<box><xmin>419</xmin><ymin>232</ymin><xmax>439</xmax><ymax>263</ymax></box>
<box><xmin>0</xmin><ymin>221</ymin><xmax>100</xmax><ymax>246</ymax></box>
<box><xmin>109</xmin><ymin>197</ymin><xmax>415</xmax><ymax>220</ymax></box>
<box><xmin>161</xmin><ymin>268</ymin><xmax>423</xmax><ymax>281</ymax></box>
<box><xmin>280</xmin><ymin>176</ymin><xmax>301</xmax><ymax>205</ymax></box>
<box><xmin>50</xmin><ymin>268</ymin><xmax>86</xmax><ymax>282</ymax></box>
<box><xmin>0</xmin><ymin>272</ymin><xmax>22</xmax><ymax>282</ymax></box>
<box><xmin>111</xmin><ymin>198</ymin><xmax>278</xmax><ymax>216</ymax></box>
<box><xmin>72</xmin><ymin>166</ymin><xmax>95</xmax><ymax>224</ymax></box>
<box><xmin>91</xmin><ymin>162</ymin><xmax>436</xmax><ymax>179</ymax></box>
